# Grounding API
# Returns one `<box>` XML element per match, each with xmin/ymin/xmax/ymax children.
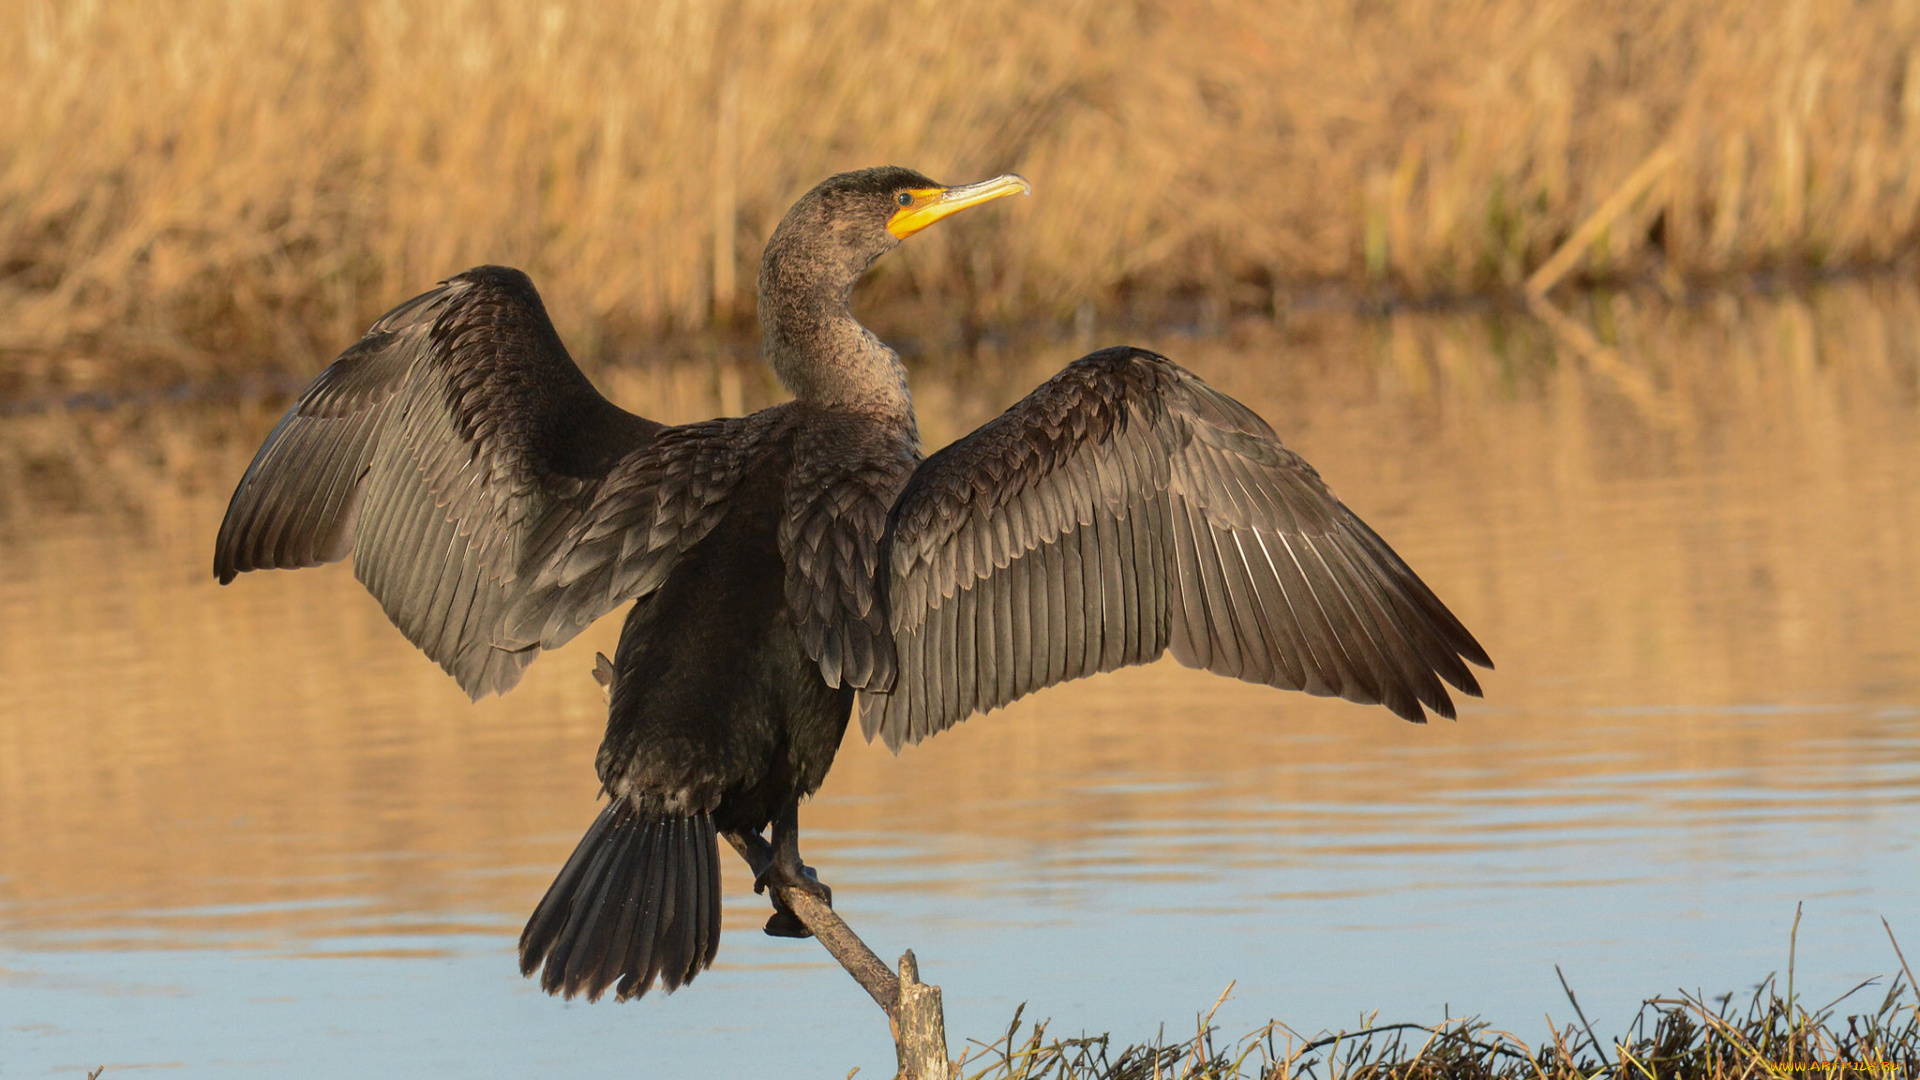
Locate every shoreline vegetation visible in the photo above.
<box><xmin>7</xmin><ymin>0</ymin><xmax>1920</xmax><ymax>394</ymax></box>
<box><xmin>740</xmin><ymin>837</ymin><xmax>1920</xmax><ymax>1080</ymax></box>
<box><xmin>680</xmin><ymin>855</ymin><xmax>1920</xmax><ymax>1080</ymax></box>
<box><xmin>751</xmin><ymin>845</ymin><xmax>1920</xmax><ymax>1080</ymax></box>
<box><xmin>953</xmin><ymin>969</ymin><xmax>1920</xmax><ymax>1080</ymax></box>
<box><xmin>948</xmin><ymin>925</ymin><xmax>1920</xmax><ymax>1080</ymax></box>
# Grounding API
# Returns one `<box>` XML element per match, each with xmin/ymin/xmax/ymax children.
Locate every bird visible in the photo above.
<box><xmin>212</xmin><ymin>165</ymin><xmax>1491</xmax><ymax>1004</ymax></box>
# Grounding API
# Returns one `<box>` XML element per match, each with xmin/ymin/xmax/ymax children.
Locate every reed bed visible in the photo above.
<box><xmin>4</xmin><ymin>0</ymin><xmax>1920</xmax><ymax>389</ymax></box>
<box><xmin>955</xmin><ymin>936</ymin><xmax>1920</xmax><ymax>1079</ymax></box>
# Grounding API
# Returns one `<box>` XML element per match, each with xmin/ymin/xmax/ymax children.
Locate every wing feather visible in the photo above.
<box><xmin>1166</xmin><ymin>495</ymin><xmax>1212</xmax><ymax>670</ymax></box>
<box><xmin>214</xmin><ymin>265</ymin><xmax>760</xmax><ymax>698</ymax></box>
<box><xmin>861</xmin><ymin>346</ymin><xmax>1491</xmax><ymax>749</ymax></box>
<box><xmin>1008</xmin><ymin>545</ymin><xmax>1033</xmax><ymax>699</ymax></box>
<box><xmin>1243</xmin><ymin>530</ymin><xmax>1314</xmax><ymax>692</ymax></box>
<box><xmin>1041</xmin><ymin>534</ymin><xmax>1068</xmax><ymax>686</ymax></box>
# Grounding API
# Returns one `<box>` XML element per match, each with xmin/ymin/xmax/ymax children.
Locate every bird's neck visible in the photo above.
<box><xmin>757</xmin><ymin>238</ymin><xmax>914</xmax><ymax>420</ymax></box>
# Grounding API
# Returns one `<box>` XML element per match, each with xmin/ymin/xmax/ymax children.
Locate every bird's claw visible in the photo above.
<box><xmin>753</xmin><ymin>860</ymin><xmax>832</xmax><ymax>906</ymax></box>
<box><xmin>757</xmin><ymin>862</ymin><xmax>831</xmax><ymax>939</ymax></box>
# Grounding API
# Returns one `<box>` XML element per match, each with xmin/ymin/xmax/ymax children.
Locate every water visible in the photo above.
<box><xmin>3</xmin><ymin>283</ymin><xmax>1918</xmax><ymax>1076</ymax></box>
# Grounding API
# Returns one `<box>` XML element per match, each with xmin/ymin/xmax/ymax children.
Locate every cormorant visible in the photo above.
<box><xmin>213</xmin><ymin>166</ymin><xmax>1491</xmax><ymax>1002</ymax></box>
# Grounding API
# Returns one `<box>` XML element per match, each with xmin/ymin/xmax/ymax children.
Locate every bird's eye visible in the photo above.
<box><xmin>895</xmin><ymin>191</ymin><xmax>913</xmax><ymax>207</ymax></box>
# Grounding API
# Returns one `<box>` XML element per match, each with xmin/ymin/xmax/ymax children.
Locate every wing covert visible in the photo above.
<box><xmin>779</xmin><ymin>420</ymin><xmax>921</xmax><ymax>692</ymax></box>
<box><xmin>860</xmin><ymin>346</ymin><xmax>1492</xmax><ymax>750</ymax></box>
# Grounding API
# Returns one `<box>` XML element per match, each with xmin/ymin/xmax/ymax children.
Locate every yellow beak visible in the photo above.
<box><xmin>887</xmin><ymin>174</ymin><xmax>1032</xmax><ymax>239</ymax></box>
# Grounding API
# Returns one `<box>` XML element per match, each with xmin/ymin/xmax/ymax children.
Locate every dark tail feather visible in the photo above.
<box><xmin>518</xmin><ymin>798</ymin><xmax>722</xmax><ymax>1002</ymax></box>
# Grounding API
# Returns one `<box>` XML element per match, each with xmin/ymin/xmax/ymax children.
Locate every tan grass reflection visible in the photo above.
<box><xmin>1</xmin><ymin>283</ymin><xmax>1917</xmax><ymax>950</ymax></box>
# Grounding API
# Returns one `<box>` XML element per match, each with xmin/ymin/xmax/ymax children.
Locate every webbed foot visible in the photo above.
<box><xmin>763</xmin><ymin>908</ymin><xmax>811</xmax><ymax>938</ymax></box>
<box><xmin>744</xmin><ymin>803</ymin><xmax>833</xmax><ymax>937</ymax></box>
<box><xmin>752</xmin><ymin>858</ymin><xmax>833</xmax><ymax>906</ymax></box>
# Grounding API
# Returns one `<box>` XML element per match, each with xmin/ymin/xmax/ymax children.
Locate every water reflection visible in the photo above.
<box><xmin>1</xmin><ymin>281</ymin><xmax>1917</xmax><ymax>1075</ymax></box>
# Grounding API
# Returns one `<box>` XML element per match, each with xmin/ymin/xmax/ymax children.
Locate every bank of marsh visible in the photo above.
<box><xmin>6</xmin><ymin>0</ymin><xmax>1920</xmax><ymax>390</ymax></box>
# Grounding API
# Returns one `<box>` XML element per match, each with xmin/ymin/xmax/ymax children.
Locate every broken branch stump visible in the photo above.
<box><xmin>891</xmin><ymin>950</ymin><xmax>950</xmax><ymax>1080</ymax></box>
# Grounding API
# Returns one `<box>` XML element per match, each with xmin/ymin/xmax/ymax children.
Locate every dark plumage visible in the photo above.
<box><xmin>214</xmin><ymin>164</ymin><xmax>1492</xmax><ymax>1003</ymax></box>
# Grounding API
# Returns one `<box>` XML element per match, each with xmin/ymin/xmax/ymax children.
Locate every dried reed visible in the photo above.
<box><xmin>3</xmin><ymin>0</ymin><xmax>1919</xmax><ymax>386</ymax></box>
<box><xmin>955</xmin><ymin>929</ymin><xmax>1920</xmax><ymax>1079</ymax></box>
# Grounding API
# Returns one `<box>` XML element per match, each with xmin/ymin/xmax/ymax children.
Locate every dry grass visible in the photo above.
<box><xmin>4</xmin><ymin>0</ymin><xmax>1920</xmax><ymax>388</ymax></box>
<box><xmin>957</xmin><ymin>925</ymin><xmax>1920</xmax><ymax>1079</ymax></box>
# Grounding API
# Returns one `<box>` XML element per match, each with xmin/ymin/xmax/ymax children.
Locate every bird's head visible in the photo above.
<box><xmin>761</xmin><ymin>166</ymin><xmax>1031</xmax><ymax>295</ymax></box>
<box><xmin>757</xmin><ymin>166</ymin><xmax>1029</xmax><ymax>407</ymax></box>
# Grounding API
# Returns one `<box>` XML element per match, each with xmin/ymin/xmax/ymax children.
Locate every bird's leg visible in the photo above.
<box><xmin>758</xmin><ymin>802</ymin><xmax>832</xmax><ymax>902</ymax></box>
<box><xmin>725</xmin><ymin>809</ymin><xmax>833</xmax><ymax>938</ymax></box>
<box><xmin>743</xmin><ymin>802</ymin><xmax>831</xmax><ymax>938</ymax></box>
<box><xmin>724</xmin><ymin>827</ymin><xmax>807</xmax><ymax>938</ymax></box>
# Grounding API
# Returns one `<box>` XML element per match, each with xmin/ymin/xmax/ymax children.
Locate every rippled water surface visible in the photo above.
<box><xmin>3</xmin><ymin>284</ymin><xmax>1919</xmax><ymax>1076</ymax></box>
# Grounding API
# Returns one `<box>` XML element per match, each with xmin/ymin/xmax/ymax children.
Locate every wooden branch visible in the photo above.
<box><xmin>723</xmin><ymin>832</ymin><xmax>898</xmax><ymax>1012</ymax></box>
<box><xmin>723</xmin><ymin>832</ymin><xmax>955</xmax><ymax>1078</ymax></box>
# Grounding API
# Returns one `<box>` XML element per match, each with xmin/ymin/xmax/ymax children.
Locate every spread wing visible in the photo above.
<box><xmin>861</xmin><ymin>346</ymin><xmax>1492</xmax><ymax>749</ymax></box>
<box><xmin>213</xmin><ymin>265</ymin><xmax>758</xmax><ymax>698</ymax></box>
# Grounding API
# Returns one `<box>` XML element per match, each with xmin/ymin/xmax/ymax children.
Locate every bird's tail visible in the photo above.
<box><xmin>518</xmin><ymin>798</ymin><xmax>722</xmax><ymax>1001</ymax></box>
